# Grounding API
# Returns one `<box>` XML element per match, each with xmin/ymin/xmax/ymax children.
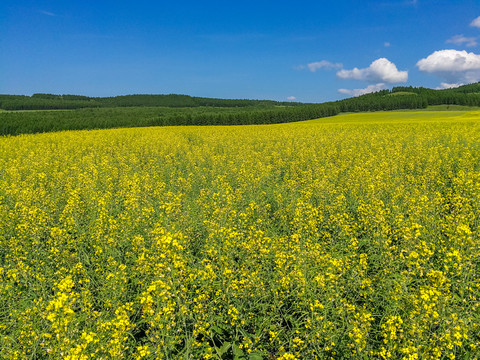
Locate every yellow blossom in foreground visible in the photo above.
<box><xmin>0</xmin><ymin>110</ymin><xmax>479</xmax><ymax>359</ymax></box>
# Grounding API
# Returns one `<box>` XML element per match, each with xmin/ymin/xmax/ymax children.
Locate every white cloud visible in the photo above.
<box><xmin>436</xmin><ymin>82</ymin><xmax>464</xmax><ymax>90</ymax></box>
<box><xmin>337</xmin><ymin>58</ymin><xmax>408</xmax><ymax>83</ymax></box>
<box><xmin>307</xmin><ymin>60</ymin><xmax>343</xmax><ymax>72</ymax></box>
<box><xmin>338</xmin><ymin>83</ymin><xmax>387</xmax><ymax>97</ymax></box>
<box><xmin>417</xmin><ymin>50</ymin><xmax>480</xmax><ymax>72</ymax></box>
<box><xmin>471</xmin><ymin>16</ymin><xmax>480</xmax><ymax>28</ymax></box>
<box><xmin>287</xmin><ymin>96</ymin><xmax>297</xmax><ymax>101</ymax></box>
<box><xmin>417</xmin><ymin>49</ymin><xmax>480</xmax><ymax>83</ymax></box>
<box><xmin>446</xmin><ymin>35</ymin><xmax>478</xmax><ymax>47</ymax></box>
<box><xmin>384</xmin><ymin>42</ymin><xmax>391</xmax><ymax>47</ymax></box>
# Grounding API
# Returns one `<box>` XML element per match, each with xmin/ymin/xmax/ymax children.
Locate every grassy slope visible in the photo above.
<box><xmin>387</xmin><ymin>91</ymin><xmax>418</xmax><ymax>96</ymax></box>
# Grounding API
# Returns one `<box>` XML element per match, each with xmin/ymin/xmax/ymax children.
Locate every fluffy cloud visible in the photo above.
<box><xmin>446</xmin><ymin>35</ymin><xmax>478</xmax><ymax>47</ymax></box>
<box><xmin>416</xmin><ymin>49</ymin><xmax>480</xmax><ymax>83</ymax></box>
<box><xmin>471</xmin><ymin>16</ymin><xmax>480</xmax><ymax>28</ymax></box>
<box><xmin>287</xmin><ymin>96</ymin><xmax>297</xmax><ymax>101</ymax></box>
<box><xmin>338</xmin><ymin>83</ymin><xmax>387</xmax><ymax>97</ymax></box>
<box><xmin>336</xmin><ymin>58</ymin><xmax>408</xmax><ymax>83</ymax></box>
<box><xmin>417</xmin><ymin>50</ymin><xmax>480</xmax><ymax>72</ymax></box>
<box><xmin>307</xmin><ymin>60</ymin><xmax>343</xmax><ymax>72</ymax></box>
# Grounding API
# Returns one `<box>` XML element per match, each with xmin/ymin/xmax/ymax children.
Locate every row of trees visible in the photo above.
<box><xmin>0</xmin><ymin>94</ymin><xmax>302</xmax><ymax>110</ymax></box>
<box><xmin>0</xmin><ymin>98</ymin><xmax>103</xmax><ymax>110</ymax></box>
<box><xmin>1</xmin><ymin>83</ymin><xmax>480</xmax><ymax>134</ymax></box>
<box><xmin>4</xmin><ymin>84</ymin><xmax>479</xmax><ymax>112</ymax></box>
<box><xmin>153</xmin><ymin>104</ymin><xmax>340</xmax><ymax>126</ymax></box>
<box><xmin>0</xmin><ymin>104</ymin><xmax>341</xmax><ymax>135</ymax></box>
<box><xmin>0</xmin><ymin>90</ymin><xmax>439</xmax><ymax>118</ymax></box>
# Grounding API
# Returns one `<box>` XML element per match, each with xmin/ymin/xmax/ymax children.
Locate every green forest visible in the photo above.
<box><xmin>1</xmin><ymin>82</ymin><xmax>480</xmax><ymax>136</ymax></box>
<box><xmin>0</xmin><ymin>93</ymin><xmax>302</xmax><ymax>110</ymax></box>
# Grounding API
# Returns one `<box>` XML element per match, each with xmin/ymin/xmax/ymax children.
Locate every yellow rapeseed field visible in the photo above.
<box><xmin>1</xmin><ymin>111</ymin><xmax>479</xmax><ymax>359</ymax></box>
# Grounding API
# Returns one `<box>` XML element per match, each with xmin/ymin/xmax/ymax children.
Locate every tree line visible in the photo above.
<box><xmin>0</xmin><ymin>105</ymin><xmax>341</xmax><ymax>136</ymax></box>
<box><xmin>0</xmin><ymin>94</ymin><xmax>303</xmax><ymax>110</ymax></box>
<box><xmin>1</xmin><ymin>83</ymin><xmax>480</xmax><ymax>135</ymax></box>
<box><xmin>4</xmin><ymin>83</ymin><xmax>479</xmax><ymax>113</ymax></box>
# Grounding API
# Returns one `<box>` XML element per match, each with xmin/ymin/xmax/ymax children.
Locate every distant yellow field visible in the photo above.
<box><xmin>1</xmin><ymin>111</ymin><xmax>479</xmax><ymax>359</ymax></box>
<box><xmin>303</xmin><ymin>110</ymin><xmax>480</xmax><ymax>124</ymax></box>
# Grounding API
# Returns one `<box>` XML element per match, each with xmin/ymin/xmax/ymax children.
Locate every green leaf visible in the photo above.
<box><xmin>248</xmin><ymin>352</ymin><xmax>263</xmax><ymax>360</ymax></box>
<box><xmin>211</xmin><ymin>325</ymin><xmax>225</xmax><ymax>335</ymax></box>
<box><xmin>217</xmin><ymin>342</ymin><xmax>231</xmax><ymax>356</ymax></box>
<box><xmin>232</xmin><ymin>343</ymin><xmax>245</xmax><ymax>359</ymax></box>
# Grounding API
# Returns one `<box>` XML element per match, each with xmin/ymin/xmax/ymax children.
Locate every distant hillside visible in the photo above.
<box><xmin>2</xmin><ymin>82</ymin><xmax>480</xmax><ymax>113</ymax></box>
<box><xmin>389</xmin><ymin>83</ymin><xmax>480</xmax><ymax>106</ymax></box>
<box><xmin>333</xmin><ymin>90</ymin><xmax>427</xmax><ymax>112</ymax></box>
<box><xmin>395</xmin><ymin>82</ymin><xmax>480</xmax><ymax>95</ymax></box>
<box><xmin>331</xmin><ymin>82</ymin><xmax>480</xmax><ymax>112</ymax></box>
<box><xmin>0</xmin><ymin>93</ymin><xmax>304</xmax><ymax>111</ymax></box>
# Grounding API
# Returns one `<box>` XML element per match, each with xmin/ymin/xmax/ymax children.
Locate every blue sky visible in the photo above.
<box><xmin>1</xmin><ymin>0</ymin><xmax>480</xmax><ymax>102</ymax></box>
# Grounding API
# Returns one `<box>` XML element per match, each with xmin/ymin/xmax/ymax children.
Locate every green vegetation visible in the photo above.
<box><xmin>0</xmin><ymin>105</ymin><xmax>339</xmax><ymax>136</ymax></box>
<box><xmin>1</xmin><ymin>82</ymin><xmax>480</xmax><ymax>136</ymax></box>
<box><xmin>0</xmin><ymin>93</ymin><xmax>302</xmax><ymax>111</ymax></box>
<box><xmin>2</xmin><ymin>111</ymin><xmax>480</xmax><ymax>358</ymax></box>
<box><xmin>335</xmin><ymin>90</ymin><xmax>427</xmax><ymax>112</ymax></box>
<box><xmin>424</xmin><ymin>105</ymin><xmax>480</xmax><ymax>111</ymax></box>
<box><xmin>387</xmin><ymin>91</ymin><xmax>418</xmax><ymax>96</ymax></box>
<box><xmin>391</xmin><ymin>84</ymin><xmax>480</xmax><ymax>106</ymax></box>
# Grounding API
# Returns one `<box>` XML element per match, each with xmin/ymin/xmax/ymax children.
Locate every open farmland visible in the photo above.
<box><xmin>1</xmin><ymin>111</ymin><xmax>480</xmax><ymax>359</ymax></box>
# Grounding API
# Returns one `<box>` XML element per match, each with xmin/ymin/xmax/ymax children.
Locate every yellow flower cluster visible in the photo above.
<box><xmin>1</xmin><ymin>110</ymin><xmax>479</xmax><ymax>358</ymax></box>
